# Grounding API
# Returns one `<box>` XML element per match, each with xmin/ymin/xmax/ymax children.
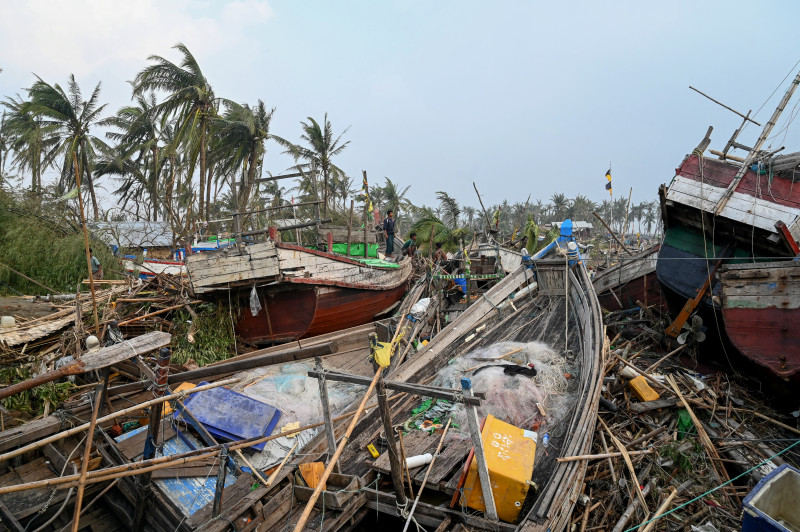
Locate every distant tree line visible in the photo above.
<box><xmin>0</xmin><ymin>44</ymin><xmax>660</xmax><ymax>252</ymax></box>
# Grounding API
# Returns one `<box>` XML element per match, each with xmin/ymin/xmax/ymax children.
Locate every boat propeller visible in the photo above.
<box><xmin>677</xmin><ymin>314</ymin><xmax>706</xmax><ymax>345</ymax></box>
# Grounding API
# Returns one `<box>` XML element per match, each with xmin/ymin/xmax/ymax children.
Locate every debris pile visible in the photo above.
<box><xmin>565</xmin><ymin>327</ymin><xmax>800</xmax><ymax>532</ymax></box>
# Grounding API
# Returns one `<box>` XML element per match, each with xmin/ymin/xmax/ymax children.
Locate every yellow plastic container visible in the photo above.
<box><xmin>629</xmin><ymin>375</ymin><xmax>660</xmax><ymax>402</ymax></box>
<box><xmin>162</xmin><ymin>382</ymin><xmax>197</xmax><ymax>416</ymax></box>
<box><xmin>459</xmin><ymin>415</ymin><xmax>537</xmax><ymax>523</ymax></box>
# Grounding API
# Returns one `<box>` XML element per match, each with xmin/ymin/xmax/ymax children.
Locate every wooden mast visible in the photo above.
<box><xmin>714</xmin><ymin>70</ymin><xmax>800</xmax><ymax>215</ymax></box>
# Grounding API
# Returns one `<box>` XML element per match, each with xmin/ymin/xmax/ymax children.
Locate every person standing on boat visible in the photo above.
<box><xmin>402</xmin><ymin>232</ymin><xmax>417</xmax><ymax>257</ymax></box>
<box><xmin>89</xmin><ymin>248</ymin><xmax>103</xmax><ymax>280</ymax></box>
<box><xmin>383</xmin><ymin>210</ymin><xmax>396</xmax><ymax>257</ymax></box>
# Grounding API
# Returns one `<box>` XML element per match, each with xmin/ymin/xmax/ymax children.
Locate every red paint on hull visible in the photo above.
<box><xmin>722</xmin><ymin>306</ymin><xmax>800</xmax><ymax>379</ymax></box>
<box><xmin>596</xmin><ymin>272</ymin><xmax>666</xmax><ymax>312</ymax></box>
<box><xmin>236</xmin><ymin>283</ymin><xmax>407</xmax><ymax>345</ymax></box>
<box><xmin>677</xmin><ymin>154</ymin><xmax>800</xmax><ymax>209</ymax></box>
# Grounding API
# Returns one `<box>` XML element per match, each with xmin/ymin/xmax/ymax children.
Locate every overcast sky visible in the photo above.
<box><xmin>2</xmin><ymin>0</ymin><xmax>800</xmax><ymax>212</ymax></box>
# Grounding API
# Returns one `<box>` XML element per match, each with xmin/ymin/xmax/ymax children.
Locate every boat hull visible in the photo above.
<box><xmin>594</xmin><ymin>245</ymin><xmax>666</xmax><ymax>312</ymax></box>
<box><xmin>720</xmin><ymin>262</ymin><xmax>800</xmax><ymax>380</ymax></box>
<box><xmin>236</xmin><ymin>282</ymin><xmax>408</xmax><ymax>345</ymax></box>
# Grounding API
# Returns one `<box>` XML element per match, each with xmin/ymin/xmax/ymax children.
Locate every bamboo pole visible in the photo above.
<box><xmin>73</xmin><ymin>152</ymin><xmax>99</xmax><ymax>334</ymax></box>
<box><xmin>346</xmin><ymin>200</ymin><xmax>354</xmax><ymax>256</ymax></box>
<box><xmin>117</xmin><ymin>302</ymin><xmax>200</xmax><ymax>326</ymax></box>
<box><xmin>292</xmin><ymin>368</ymin><xmax>384</xmax><ymax>532</ymax></box>
<box><xmin>263</xmin><ymin>440</ymin><xmax>299</xmax><ymax>489</ymax></box>
<box><xmin>0</xmin><ymin>378</ymin><xmax>240</xmax><ymax>463</ymax></box>
<box><xmin>0</xmin><ymin>261</ymin><xmax>62</xmax><ymax>295</ymax></box>
<box><xmin>556</xmin><ymin>449</ymin><xmax>653</xmax><ymax>462</ymax></box>
<box><xmin>401</xmin><ymin>418</ymin><xmax>452</xmax><ymax>532</ymax></box>
<box><xmin>639</xmin><ymin>487</ymin><xmax>677</xmax><ymax>532</ymax></box>
<box><xmin>71</xmin><ymin>368</ymin><xmax>109</xmax><ymax>531</ymax></box>
<box><xmin>592</xmin><ymin>211</ymin><xmax>633</xmax><ymax>256</ymax></box>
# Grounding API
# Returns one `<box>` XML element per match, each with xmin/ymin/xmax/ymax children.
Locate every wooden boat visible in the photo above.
<box><xmin>264</xmin><ymin>240</ymin><xmax>605</xmax><ymax>531</ymax></box>
<box><xmin>719</xmin><ymin>261</ymin><xmax>800</xmax><ymax>381</ymax></box>
<box><xmin>185</xmin><ymin>240</ymin><xmax>412</xmax><ymax>344</ymax></box>
<box><xmin>593</xmin><ymin>244</ymin><xmax>665</xmax><ymax>312</ymax></box>
<box><xmin>656</xmin><ymin>70</ymin><xmax>800</xmax><ymax>379</ymax></box>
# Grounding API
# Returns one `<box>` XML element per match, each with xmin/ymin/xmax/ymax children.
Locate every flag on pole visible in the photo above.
<box><xmin>362</xmin><ymin>173</ymin><xmax>374</xmax><ymax>211</ymax></box>
<box><xmin>605</xmin><ymin>168</ymin><xmax>612</xmax><ymax>195</ymax></box>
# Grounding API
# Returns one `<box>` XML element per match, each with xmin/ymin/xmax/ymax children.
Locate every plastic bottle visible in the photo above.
<box><xmin>542</xmin><ymin>432</ymin><xmax>550</xmax><ymax>448</ymax></box>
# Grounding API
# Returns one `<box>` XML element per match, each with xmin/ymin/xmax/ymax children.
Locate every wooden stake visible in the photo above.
<box><xmin>461</xmin><ymin>378</ymin><xmax>498</xmax><ymax>521</ymax></box>
<box><xmin>71</xmin><ymin>368</ymin><xmax>110</xmax><ymax>531</ymax></box>
<box><xmin>374</xmin><ymin>361</ymin><xmax>407</xmax><ymax>505</ymax></box>
<box><xmin>346</xmin><ymin>199</ymin><xmax>354</xmax><ymax>256</ymax></box>
<box><xmin>401</xmin><ymin>418</ymin><xmax>452</xmax><ymax>532</ymax></box>
<box><xmin>556</xmin><ymin>449</ymin><xmax>653</xmax><ymax>462</ymax></box>
<box><xmin>73</xmin><ymin>152</ymin><xmax>99</xmax><ymax>334</ymax></box>
<box><xmin>315</xmin><ymin>357</ymin><xmax>340</xmax><ymax>474</ymax></box>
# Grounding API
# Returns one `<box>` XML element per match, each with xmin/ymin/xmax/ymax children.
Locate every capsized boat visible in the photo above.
<box><xmin>185</xmin><ymin>240</ymin><xmax>412</xmax><ymax>345</ymax></box>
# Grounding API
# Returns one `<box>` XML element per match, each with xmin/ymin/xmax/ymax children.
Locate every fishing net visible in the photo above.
<box><xmin>425</xmin><ymin>341</ymin><xmax>573</xmax><ymax>437</ymax></box>
<box><xmin>230</xmin><ymin>361</ymin><xmax>363</xmax><ymax>469</ymax></box>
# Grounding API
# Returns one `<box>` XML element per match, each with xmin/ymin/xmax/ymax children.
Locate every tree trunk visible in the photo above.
<box><xmin>322</xmin><ymin>167</ymin><xmax>328</xmax><ymax>217</ymax></box>
<box><xmin>81</xmin><ymin>148</ymin><xmax>100</xmax><ymax>220</ymax></box>
<box><xmin>151</xmin><ymin>146</ymin><xmax>159</xmax><ymax>222</ymax></box>
<box><xmin>205</xmin><ymin>162</ymin><xmax>214</xmax><ymax>218</ymax></box>
<box><xmin>198</xmin><ymin>111</ymin><xmax>207</xmax><ymax>221</ymax></box>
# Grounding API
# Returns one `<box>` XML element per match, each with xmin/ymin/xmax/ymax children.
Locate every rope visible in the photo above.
<box><xmin>623</xmin><ymin>437</ymin><xmax>800</xmax><ymax>532</ymax></box>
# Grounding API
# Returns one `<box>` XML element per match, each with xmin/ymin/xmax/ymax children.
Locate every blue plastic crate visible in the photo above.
<box><xmin>742</xmin><ymin>464</ymin><xmax>800</xmax><ymax>532</ymax></box>
<box><xmin>176</xmin><ymin>382</ymin><xmax>282</xmax><ymax>451</ymax></box>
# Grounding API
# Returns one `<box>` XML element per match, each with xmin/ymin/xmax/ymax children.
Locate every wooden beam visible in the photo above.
<box><xmin>306</xmin><ymin>369</ymin><xmax>484</xmax><ymax>405</ymax></box>
<box><xmin>254</xmin><ymin>171</ymin><xmax>308</xmax><ymax>183</ymax></box>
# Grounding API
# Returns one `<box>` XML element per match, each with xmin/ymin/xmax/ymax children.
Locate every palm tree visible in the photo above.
<box><xmin>27</xmin><ymin>74</ymin><xmax>108</xmax><ymax>218</ymax></box>
<box><xmin>462</xmin><ymin>206</ymin><xmax>476</xmax><ymax>228</ymax></box>
<box><xmin>212</xmin><ymin>100</ymin><xmax>274</xmax><ymax>226</ymax></box>
<box><xmin>101</xmin><ymin>92</ymin><xmax>164</xmax><ymax>220</ymax></box>
<box><xmin>436</xmin><ymin>191</ymin><xmax>461</xmax><ymax>228</ymax></box>
<box><xmin>549</xmin><ymin>193</ymin><xmax>569</xmax><ymax>221</ymax></box>
<box><xmin>273</xmin><ymin>113</ymin><xmax>349</xmax><ymax>217</ymax></box>
<box><xmin>132</xmin><ymin>43</ymin><xmax>217</xmax><ymax>220</ymax></box>
<box><xmin>1</xmin><ymin>96</ymin><xmax>55</xmax><ymax>194</ymax></box>
<box><xmin>410</xmin><ymin>207</ymin><xmax>471</xmax><ymax>255</ymax></box>
<box><xmin>381</xmin><ymin>177</ymin><xmax>411</xmax><ymax>221</ymax></box>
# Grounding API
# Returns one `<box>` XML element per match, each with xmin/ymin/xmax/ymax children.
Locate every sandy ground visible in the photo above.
<box><xmin>0</xmin><ymin>296</ymin><xmax>60</xmax><ymax>320</ymax></box>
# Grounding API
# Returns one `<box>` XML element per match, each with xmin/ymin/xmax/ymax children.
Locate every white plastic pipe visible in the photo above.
<box><xmin>405</xmin><ymin>453</ymin><xmax>433</xmax><ymax>469</ymax></box>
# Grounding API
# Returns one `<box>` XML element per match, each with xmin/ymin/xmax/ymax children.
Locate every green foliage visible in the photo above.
<box><xmin>0</xmin><ymin>189</ymin><xmax>119</xmax><ymax>295</ymax></box>
<box><xmin>0</xmin><ymin>365</ymin><xmax>74</xmax><ymax>414</ymax></box>
<box><xmin>171</xmin><ymin>302</ymin><xmax>235</xmax><ymax>366</ymax></box>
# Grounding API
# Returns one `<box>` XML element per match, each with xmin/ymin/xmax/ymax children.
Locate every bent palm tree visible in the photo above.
<box><xmin>274</xmin><ymin>113</ymin><xmax>350</xmax><ymax>217</ymax></box>
<box><xmin>132</xmin><ymin>43</ymin><xmax>217</xmax><ymax>220</ymax></box>
<box><xmin>101</xmin><ymin>92</ymin><xmax>164</xmax><ymax>220</ymax></box>
<box><xmin>212</xmin><ymin>100</ymin><xmax>275</xmax><ymax>226</ymax></box>
<box><xmin>2</xmin><ymin>96</ymin><xmax>56</xmax><ymax>194</ymax></box>
<box><xmin>28</xmin><ymin>75</ymin><xmax>108</xmax><ymax>218</ymax></box>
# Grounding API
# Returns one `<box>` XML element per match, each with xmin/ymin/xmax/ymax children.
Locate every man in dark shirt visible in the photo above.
<box><xmin>402</xmin><ymin>232</ymin><xmax>417</xmax><ymax>257</ymax></box>
<box><xmin>383</xmin><ymin>210</ymin><xmax>396</xmax><ymax>257</ymax></box>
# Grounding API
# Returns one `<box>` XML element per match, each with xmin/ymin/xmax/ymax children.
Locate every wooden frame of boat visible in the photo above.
<box><xmin>260</xmin><ymin>258</ymin><xmax>605</xmax><ymax>531</ymax></box>
<box><xmin>593</xmin><ymin>244</ymin><xmax>665</xmax><ymax>312</ymax></box>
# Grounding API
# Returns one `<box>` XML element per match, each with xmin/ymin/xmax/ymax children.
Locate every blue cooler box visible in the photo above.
<box><xmin>742</xmin><ymin>464</ymin><xmax>800</xmax><ymax>532</ymax></box>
